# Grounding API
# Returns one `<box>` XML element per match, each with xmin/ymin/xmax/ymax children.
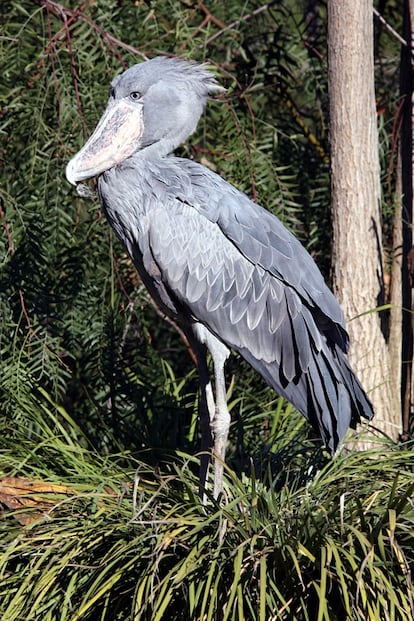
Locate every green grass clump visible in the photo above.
<box><xmin>0</xmin><ymin>399</ymin><xmax>412</xmax><ymax>621</ymax></box>
<box><xmin>0</xmin><ymin>2</ymin><xmax>411</xmax><ymax>620</ymax></box>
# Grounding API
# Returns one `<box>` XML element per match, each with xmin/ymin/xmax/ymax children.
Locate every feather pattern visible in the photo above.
<box><xmin>67</xmin><ymin>57</ymin><xmax>374</xmax><ymax>498</ymax></box>
<box><xmin>99</xmin><ymin>153</ymin><xmax>373</xmax><ymax>450</ymax></box>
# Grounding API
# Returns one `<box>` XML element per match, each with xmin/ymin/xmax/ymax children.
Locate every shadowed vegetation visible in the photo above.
<box><xmin>0</xmin><ymin>1</ymin><xmax>412</xmax><ymax>619</ymax></box>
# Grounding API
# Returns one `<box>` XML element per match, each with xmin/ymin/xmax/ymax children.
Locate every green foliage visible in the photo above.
<box><xmin>0</xmin><ymin>1</ymin><xmax>408</xmax><ymax>619</ymax></box>
<box><xmin>1</xmin><ymin>0</ymin><xmax>336</xmax><ymax>458</ymax></box>
<box><xmin>0</xmin><ymin>410</ymin><xmax>413</xmax><ymax>620</ymax></box>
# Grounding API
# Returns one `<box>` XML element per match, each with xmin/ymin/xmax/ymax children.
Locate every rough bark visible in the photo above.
<box><xmin>328</xmin><ymin>0</ymin><xmax>400</xmax><ymax>443</ymax></box>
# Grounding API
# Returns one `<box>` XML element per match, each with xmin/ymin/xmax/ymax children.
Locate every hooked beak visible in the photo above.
<box><xmin>66</xmin><ymin>100</ymin><xmax>144</xmax><ymax>186</ymax></box>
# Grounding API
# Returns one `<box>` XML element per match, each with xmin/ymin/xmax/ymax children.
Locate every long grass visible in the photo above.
<box><xmin>0</xmin><ymin>2</ymin><xmax>410</xmax><ymax>619</ymax></box>
<box><xmin>0</xmin><ymin>395</ymin><xmax>413</xmax><ymax>620</ymax></box>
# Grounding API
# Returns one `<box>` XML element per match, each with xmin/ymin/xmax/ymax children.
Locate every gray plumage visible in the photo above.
<box><xmin>66</xmin><ymin>56</ymin><xmax>374</xmax><ymax>498</ymax></box>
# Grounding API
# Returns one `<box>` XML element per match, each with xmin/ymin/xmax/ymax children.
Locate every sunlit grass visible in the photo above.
<box><xmin>0</xmin><ymin>394</ymin><xmax>413</xmax><ymax>620</ymax></box>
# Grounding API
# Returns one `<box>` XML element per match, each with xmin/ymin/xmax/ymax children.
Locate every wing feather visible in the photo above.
<box><xmin>99</xmin><ymin>156</ymin><xmax>373</xmax><ymax>453</ymax></box>
<box><xmin>183</xmin><ymin>160</ymin><xmax>348</xmax><ymax>348</ymax></box>
<box><xmin>148</xmin><ymin>202</ymin><xmax>316</xmax><ymax>376</ymax></box>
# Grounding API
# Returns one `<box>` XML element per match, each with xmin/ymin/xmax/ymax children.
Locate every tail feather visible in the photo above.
<box><xmin>238</xmin><ymin>343</ymin><xmax>374</xmax><ymax>454</ymax></box>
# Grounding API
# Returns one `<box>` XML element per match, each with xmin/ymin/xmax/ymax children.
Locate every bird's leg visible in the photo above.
<box><xmin>210</xmin><ymin>347</ymin><xmax>230</xmax><ymax>499</ymax></box>
<box><xmin>196</xmin><ymin>345</ymin><xmax>215</xmax><ymax>502</ymax></box>
<box><xmin>192</xmin><ymin>324</ymin><xmax>230</xmax><ymax>500</ymax></box>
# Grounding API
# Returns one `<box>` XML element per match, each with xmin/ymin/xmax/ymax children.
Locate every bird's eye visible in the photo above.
<box><xmin>129</xmin><ymin>91</ymin><xmax>141</xmax><ymax>101</ymax></box>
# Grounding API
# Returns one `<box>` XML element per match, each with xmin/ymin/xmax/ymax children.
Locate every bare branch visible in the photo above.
<box><xmin>373</xmin><ymin>8</ymin><xmax>407</xmax><ymax>47</ymax></box>
<box><xmin>202</xmin><ymin>3</ymin><xmax>273</xmax><ymax>47</ymax></box>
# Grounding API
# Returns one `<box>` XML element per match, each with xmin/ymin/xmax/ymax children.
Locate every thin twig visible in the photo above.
<box><xmin>45</xmin><ymin>2</ymin><xmax>63</xmax><ymax>131</ymax></box>
<box><xmin>18</xmin><ymin>290</ymin><xmax>33</xmax><ymax>332</ymax></box>
<box><xmin>40</xmin><ymin>0</ymin><xmax>148</xmax><ymax>61</ymax></box>
<box><xmin>148</xmin><ymin>297</ymin><xmax>198</xmax><ymax>367</ymax></box>
<box><xmin>197</xmin><ymin>0</ymin><xmax>226</xmax><ymax>30</ymax></box>
<box><xmin>202</xmin><ymin>3</ymin><xmax>273</xmax><ymax>47</ymax></box>
<box><xmin>59</xmin><ymin>4</ymin><xmax>89</xmax><ymax>139</ymax></box>
<box><xmin>373</xmin><ymin>8</ymin><xmax>407</xmax><ymax>47</ymax></box>
<box><xmin>0</xmin><ymin>202</ymin><xmax>32</xmax><ymax>331</ymax></box>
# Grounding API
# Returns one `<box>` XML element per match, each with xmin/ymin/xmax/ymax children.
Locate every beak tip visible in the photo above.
<box><xmin>65</xmin><ymin>158</ymin><xmax>79</xmax><ymax>186</ymax></box>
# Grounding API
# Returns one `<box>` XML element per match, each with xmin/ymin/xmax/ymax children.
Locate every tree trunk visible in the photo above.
<box><xmin>400</xmin><ymin>0</ymin><xmax>414</xmax><ymax>441</ymax></box>
<box><xmin>328</xmin><ymin>0</ymin><xmax>400</xmax><ymax>443</ymax></box>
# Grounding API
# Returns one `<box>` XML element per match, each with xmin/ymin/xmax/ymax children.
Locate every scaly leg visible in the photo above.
<box><xmin>210</xmin><ymin>346</ymin><xmax>230</xmax><ymax>499</ymax></box>
<box><xmin>195</xmin><ymin>344</ymin><xmax>215</xmax><ymax>501</ymax></box>
<box><xmin>192</xmin><ymin>324</ymin><xmax>230</xmax><ymax>500</ymax></box>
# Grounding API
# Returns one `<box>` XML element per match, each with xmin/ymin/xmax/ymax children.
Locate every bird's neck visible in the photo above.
<box><xmin>136</xmin><ymin>132</ymin><xmax>189</xmax><ymax>161</ymax></box>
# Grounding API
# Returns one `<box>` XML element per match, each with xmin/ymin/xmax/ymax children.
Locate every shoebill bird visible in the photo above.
<box><xmin>66</xmin><ymin>56</ymin><xmax>374</xmax><ymax>499</ymax></box>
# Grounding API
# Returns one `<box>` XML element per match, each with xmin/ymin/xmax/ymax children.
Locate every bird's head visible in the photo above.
<box><xmin>66</xmin><ymin>56</ymin><xmax>225</xmax><ymax>186</ymax></box>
